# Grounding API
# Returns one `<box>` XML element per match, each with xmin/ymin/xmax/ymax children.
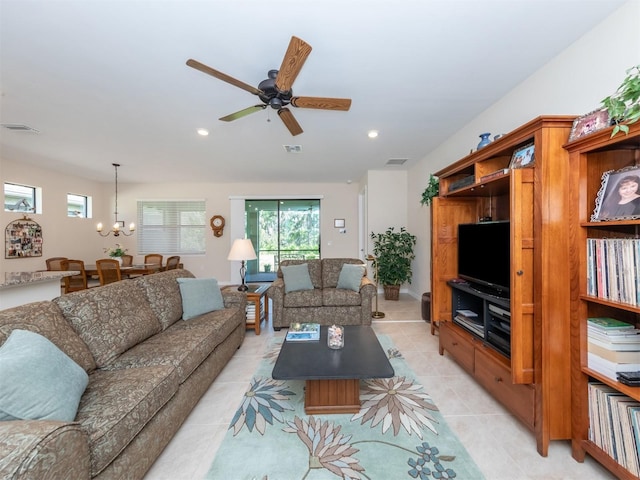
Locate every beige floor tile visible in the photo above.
<box><xmin>143</xmin><ymin>294</ymin><xmax>616</xmax><ymax>480</ymax></box>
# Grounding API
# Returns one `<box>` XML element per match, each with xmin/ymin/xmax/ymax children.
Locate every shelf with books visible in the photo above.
<box><xmin>566</xmin><ymin>121</ymin><xmax>640</xmax><ymax>479</ymax></box>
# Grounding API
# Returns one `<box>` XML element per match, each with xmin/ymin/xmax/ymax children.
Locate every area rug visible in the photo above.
<box><xmin>205</xmin><ymin>335</ymin><xmax>484</xmax><ymax>480</ymax></box>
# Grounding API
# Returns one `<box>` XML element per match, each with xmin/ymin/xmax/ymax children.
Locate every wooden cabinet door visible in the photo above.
<box><xmin>509</xmin><ymin>168</ymin><xmax>535</xmax><ymax>384</ymax></box>
<box><xmin>430</xmin><ymin>196</ymin><xmax>477</xmax><ymax>327</ymax></box>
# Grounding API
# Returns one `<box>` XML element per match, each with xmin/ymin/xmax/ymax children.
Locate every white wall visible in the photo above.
<box><xmin>0</xmin><ymin>158</ymin><xmax>362</xmax><ymax>282</ymax></box>
<box><xmin>408</xmin><ymin>0</ymin><xmax>640</xmax><ymax>299</ymax></box>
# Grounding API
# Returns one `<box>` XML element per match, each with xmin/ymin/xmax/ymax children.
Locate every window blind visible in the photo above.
<box><xmin>137</xmin><ymin>200</ymin><xmax>206</xmax><ymax>255</ymax></box>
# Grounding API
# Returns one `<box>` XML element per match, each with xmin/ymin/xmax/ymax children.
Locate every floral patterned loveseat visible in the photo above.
<box><xmin>268</xmin><ymin>258</ymin><xmax>376</xmax><ymax>330</ymax></box>
<box><xmin>0</xmin><ymin>269</ymin><xmax>246</xmax><ymax>480</ymax></box>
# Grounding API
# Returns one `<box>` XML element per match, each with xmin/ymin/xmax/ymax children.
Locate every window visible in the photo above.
<box><xmin>137</xmin><ymin>200</ymin><xmax>206</xmax><ymax>255</ymax></box>
<box><xmin>4</xmin><ymin>183</ymin><xmax>37</xmax><ymax>213</ymax></box>
<box><xmin>67</xmin><ymin>193</ymin><xmax>91</xmax><ymax>218</ymax></box>
<box><xmin>244</xmin><ymin>199</ymin><xmax>320</xmax><ymax>282</ymax></box>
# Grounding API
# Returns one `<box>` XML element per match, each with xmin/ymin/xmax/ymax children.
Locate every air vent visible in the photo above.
<box><xmin>1</xmin><ymin>124</ymin><xmax>40</xmax><ymax>133</ymax></box>
<box><xmin>386</xmin><ymin>158</ymin><xmax>407</xmax><ymax>166</ymax></box>
<box><xmin>283</xmin><ymin>145</ymin><xmax>302</xmax><ymax>153</ymax></box>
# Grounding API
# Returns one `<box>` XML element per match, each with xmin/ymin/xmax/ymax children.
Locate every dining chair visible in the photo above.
<box><xmin>60</xmin><ymin>259</ymin><xmax>88</xmax><ymax>293</ymax></box>
<box><xmin>144</xmin><ymin>254</ymin><xmax>163</xmax><ymax>270</ymax></box>
<box><xmin>96</xmin><ymin>258</ymin><xmax>122</xmax><ymax>286</ymax></box>
<box><xmin>121</xmin><ymin>254</ymin><xmax>133</xmax><ymax>267</ymax></box>
<box><xmin>46</xmin><ymin>256</ymin><xmax>68</xmax><ymax>271</ymax></box>
<box><xmin>165</xmin><ymin>255</ymin><xmax>180</xmax><ymax>270</ymax></box>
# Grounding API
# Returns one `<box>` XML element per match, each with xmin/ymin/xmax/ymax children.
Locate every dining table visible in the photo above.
<box><xmin>84</xmin><ymin>263</ymin><xmax>163</xmax><ymax>279</ymax></box>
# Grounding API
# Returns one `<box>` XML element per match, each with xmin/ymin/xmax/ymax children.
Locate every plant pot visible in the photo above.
<box><xmin>383</xmin><ymin>285</ymin><xmax>400</xmax><ymax>301</ymax></box>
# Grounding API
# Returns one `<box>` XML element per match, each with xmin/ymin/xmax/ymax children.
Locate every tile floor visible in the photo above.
<box><xmin>144</xmin><ymin>293</ymin><xmax>615</xmax><ymax>480</ymax></box>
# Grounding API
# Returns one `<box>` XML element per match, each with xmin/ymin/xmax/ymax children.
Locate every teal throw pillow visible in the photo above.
<box><xmin>0</xmin><ymin>329</ymin><xmax>89</xmax><ymax>422</ymax></box>
<box><xmin>282</xmin><ymin>263</ymin><xmax>314</xmax><ymax>293</ymax></box>
<box><xmin>177</xmin><ymin>277</ymin><xmax>225</xmax><ymax>320</ymax></box>
<box><xmin>337</xmin><ymin>263</ymin><xmax>365</xmax><ymax>292</ymax></box>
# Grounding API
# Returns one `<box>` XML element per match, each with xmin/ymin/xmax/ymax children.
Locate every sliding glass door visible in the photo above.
<box><xmin>244</xmin><ymin>199</ymin><xmax>320</xmax><ymax>282</ymax></box>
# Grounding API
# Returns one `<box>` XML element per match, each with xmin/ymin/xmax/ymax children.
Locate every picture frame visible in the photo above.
<box><xmin>568</xmin><ymin>109</ymin><xmax>611</xmax><ymax>142</ymax></box>
<box><xmin>5</xmin><ymin>216</ymin><xmax>43</xmax><ymax>258</ymax></box>
<box><xmin>334</xmin><ymin>218</ymin><xmax>345</xmax><ymax>228</ymax></box>
<box><xmin>591</xmin><ymin>165</ymin><xmax>640</xmax><ymax>221</ymax></box>
<box><xmin>509</xmin><ymin>142</ymin><xmax>535</xmax><ymax>169</ymax></box>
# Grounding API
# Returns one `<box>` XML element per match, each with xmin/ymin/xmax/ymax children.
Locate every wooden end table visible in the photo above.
<box><xmin>223</xmin><ymin>284</ymin><xmax>269</xmax><ymax>335</ymax></box>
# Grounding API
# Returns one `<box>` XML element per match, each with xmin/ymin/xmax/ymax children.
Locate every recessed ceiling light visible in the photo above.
<box><xmin>367</xmin><ymin>130</ymin><xmax>378</xmax><ymax>139</ymax></box>
<box><xmin>197</xmin><ymin>128</ymin><xmax>209</xmax><ymax>136</ymax></box>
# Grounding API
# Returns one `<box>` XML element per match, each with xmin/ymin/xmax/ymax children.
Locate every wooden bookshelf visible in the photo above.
<box><xmin>565</xmin><ymin>121</ymin><xmax>640</xmax><ymax>479</ymax></box>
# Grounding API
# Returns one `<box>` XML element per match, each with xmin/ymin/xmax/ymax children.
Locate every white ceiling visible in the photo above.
<box><xmin>0</xmin><ymin>0</ymin><xmax>626</xmax><ymax>185</ymax></box>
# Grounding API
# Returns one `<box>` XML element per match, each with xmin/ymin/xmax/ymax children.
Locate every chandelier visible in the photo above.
<box><xmin>97</xmin><ymin>163</ymin><xmax>135</xmax><ymax>237</ymax></box>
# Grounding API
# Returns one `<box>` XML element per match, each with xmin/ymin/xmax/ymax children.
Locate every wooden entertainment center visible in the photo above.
<box><xmin>431</xmin><ymin>116</ymin><xmax>576</xmax><ymax>457</ymax></box>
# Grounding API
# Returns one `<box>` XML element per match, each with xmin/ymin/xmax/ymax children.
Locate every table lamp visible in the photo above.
<box><xmin>228</xmin><ymin>238</ymin><xmax>257</xmax><ymax>291</ymax></box>
<box><xmin>366</xmin><ymin>255</ymin><xmax>385</xmax><ymax>319</ymax></box>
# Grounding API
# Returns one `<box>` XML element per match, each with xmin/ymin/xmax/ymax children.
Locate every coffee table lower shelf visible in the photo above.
<box><xmin>304</xmin><ymin>378</ymin><xmax>360</xmax><ymax>414</ymax></box>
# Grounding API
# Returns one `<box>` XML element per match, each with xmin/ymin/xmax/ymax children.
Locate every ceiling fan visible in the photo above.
<box><xmin>186</xmin><ymin>36</ymin><xmax>351</xmax><ymax>136</ymax></box>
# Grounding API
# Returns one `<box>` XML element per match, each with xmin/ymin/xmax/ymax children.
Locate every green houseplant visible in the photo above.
<box><xmin>420</xmin><ymin>174</ymin><xmax>439</xmax><ymax>206</ymax></box>
<box><xmin>370</xmin><ymin>227</ymin><xmax>416</xmax><ymax>300</ymax></box>
<box><xmin>601</xmin><ymin>64</ymin><xmax>640</xmax><ymax>137</ymax></box>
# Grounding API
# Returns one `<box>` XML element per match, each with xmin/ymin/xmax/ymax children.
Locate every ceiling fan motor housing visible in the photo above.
<box><xmin>258</xmin><ymin>70</ymin><xmax>292</xmax><ymax>109</ymax></box>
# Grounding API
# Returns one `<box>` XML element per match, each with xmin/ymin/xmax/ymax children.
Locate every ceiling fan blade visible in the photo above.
<box><xmin>291</xmin><ymin>96</ymin><xmax>352</xmax><ymax>111</ymax></box>
<box><xmin>186</xmin><ymin>59</ymin><xmax>263</xmax><ymax>96</ymax></box>
<box><xmin>278</xmin><ymin>108</ymin><xmax>303</xmax><ymax>136</ymax></box>
<box><xmin>219</xmin><ymin>105</ymin><xmax>266</xmax><ymax>122</ymax></box>
<box><xmin>275</xmin><ymin>36</ymin><xmax>312</xmax><ymax>93</ymax></box>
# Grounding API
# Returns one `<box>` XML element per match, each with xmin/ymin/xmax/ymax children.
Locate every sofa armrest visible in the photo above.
<box><xmin>267</xmin><ymin>279</ymin><xmax>285</xmax><ymax>329</ymax></box>
<box><xmin>0</xmin><ymin>421</ymin><xmax>90</xmax><ymax>480</ymax></box>
<box><xmin>222</xmin><ymin>290</ymin><xmax>247</xmax><ymax>311</ymax></box>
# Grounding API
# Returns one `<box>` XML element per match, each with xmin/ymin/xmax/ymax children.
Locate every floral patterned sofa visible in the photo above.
<box><xmin>0</xmin><ymin>269</ymin><xmax>246</xmax><ymax>480</ymax></box>
<box><xmin>268</xmin><ymin>258</ymin><xmax>376</xmax><ymax>330</ymax></box>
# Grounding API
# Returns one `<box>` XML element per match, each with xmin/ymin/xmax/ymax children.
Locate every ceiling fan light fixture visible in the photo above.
<box><xmin>269</xmin><ymin>97</ymin><xmax>283</xmax><ymax>109</ymax></box>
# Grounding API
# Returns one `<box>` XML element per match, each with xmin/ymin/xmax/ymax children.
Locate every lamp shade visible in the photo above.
<box><xmin>227</xmin><ymin>239</ymin><xmax>257</xmax><ymax>261</ymax></box>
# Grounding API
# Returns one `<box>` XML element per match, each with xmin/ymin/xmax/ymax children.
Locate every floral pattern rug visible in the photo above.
<box><xmin>206</xmin><ymin>335</ymin><xmax>484</xmax><ymax>480</ymax></box>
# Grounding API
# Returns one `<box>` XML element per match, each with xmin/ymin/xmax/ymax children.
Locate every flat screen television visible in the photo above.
<box><xmin>457</xmin><ymin>221</ymin><xmax>510</xmax><ymax>296</ymax></box>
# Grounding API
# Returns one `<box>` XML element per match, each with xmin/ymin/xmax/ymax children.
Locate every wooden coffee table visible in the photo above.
<box><xmin>272</xmin><ymin>325</ymin><xmax>394</xmax><ymax>414</ymax></box>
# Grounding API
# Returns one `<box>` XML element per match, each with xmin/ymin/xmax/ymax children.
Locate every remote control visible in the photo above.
<box><xmin>617</xmin><ymin>371</ymin><xmax>640</xmax><ymax>381</ymax></box>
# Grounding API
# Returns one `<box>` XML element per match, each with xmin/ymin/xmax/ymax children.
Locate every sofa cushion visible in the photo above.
<box><xmin>336</xmin><ymin>263</ymin><xmax>365</xmax><ymax>292</ymax></box>
<box><xmin>283</xmin><ymin>288</ymin><xmax>323</xmax><ymax>308</ymax></box>
<box><xmin>0</xmin><ymin>330</ymin><xmax>88</xmax><ymax>422</ymax></box>
<box><xmin>134</xmin><ymin>269</ymin><xmax>195</xmax><ymax>329</ymax></box>
<box><xmin>104</xmin><ymin>307</ymin><xmax>243</xmax><ymax>382</ymax></box>
<box><xmin>323</xmin><ymin>288</ymin><xmax>363</xmax><ymax>307</ymax></box>
<box><xmin>322</xmin><ymin>258</ymin><xmax>367</xmax><ymax>288</ymax></box>
<box><xmin>0</xmin><ymin>301</ymin><xmax>95</xmax><ymax>372</ymax></box>
<box><xmin>278</xmin><ymin>259</ymin><xmax>322</xmax><ymax>288</ymax></box>
<box><xmin>77</xmin><ymin>365</ymin><xmax>179</xmax><ymax>476</ymax></box>
<box><xmin>282</xmin><ymin>263</ymin><xmax>314</xmax><ymax>293</ymax></box>
<box><xmin>54</xmin><ymin>281</ymin><xmax>162</xmax><ymax>367</ymax></box>
<box><xmin>177</xmin><ymin>277</ymin><xmax>225</xmax><ymax>320</ymax></box>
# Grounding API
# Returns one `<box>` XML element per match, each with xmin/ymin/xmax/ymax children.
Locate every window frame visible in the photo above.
<box><xmin>4</xmin><ymin>182</ymin><xmax>40</xmax><ymax>214</ymax></box>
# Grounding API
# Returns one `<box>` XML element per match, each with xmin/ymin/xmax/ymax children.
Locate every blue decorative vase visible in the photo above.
<box><xmin>477</xmin><ymin>133</ymin><xmax>491</xmax><ymax>149</ymax></box>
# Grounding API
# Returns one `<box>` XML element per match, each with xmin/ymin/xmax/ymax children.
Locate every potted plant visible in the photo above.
<box><xmin>420</xmin><ymin>174</ymin><xmax>439</xmax><ymax>206</ymax></box>
<box><xmin>370</xmin><ymin>227</ymin><xmax>417</xmax><ymax>300</ymax></box>
<box><xmin>104</xmin><ymin>244</ymin><xmax>128</xmax><ymax>264</ymax></box>
<box><xmin>601</xmin><ymin>64</ymin><xmax>640</xmax><ymax>137</ymax></box>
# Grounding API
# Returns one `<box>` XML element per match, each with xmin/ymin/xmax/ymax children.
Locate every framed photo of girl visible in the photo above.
<box><xmin>591</xmin><ymin>165</ymin><xmax>640</xmax><ymax>221</ymax></box>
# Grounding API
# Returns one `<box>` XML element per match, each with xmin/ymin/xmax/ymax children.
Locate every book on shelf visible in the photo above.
<box><xmin>589</xmin><ymin>335</ymin><xmax>640</xmax><ymax>351</ymax></box>
<box><xmin>588</xmin><ymin>317</ymin><xmax>636</xmax><ymax>331</ymax></box>
<box><xmin>286</xmin><ymin>322</ymin><xmax>320</xmax><ymax>342</ymax></box>
<box><xmin>586</xmin><ymin>238</ymin><xmax>640</xmax><ymax>306</ymax></box>
<box><xmin>588</xmin><ymin>341</ymin><xmax>640</xmax><ymax>363</ymax></box>
<box><xmin>588</xmin><ymin>383</ymin><xmax>640</xmax><ymax>476</ymax></box>
<box><xmin>587</xmin><ymin>352</ymin><xmax>640</xmax><ymax>381</ymax></box>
